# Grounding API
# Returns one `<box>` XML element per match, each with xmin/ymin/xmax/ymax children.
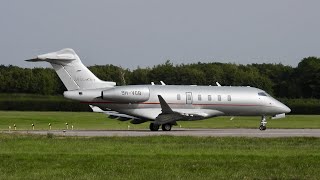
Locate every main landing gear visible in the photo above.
<box><xmin>149</xmin><ymin>123</ymin><xmax>172</xmax><ymax>131</ymax></box>
<box><xmin>259</xmin><ymin>115</ymin><xmax>267</xmax><ymax>131</ymax></box>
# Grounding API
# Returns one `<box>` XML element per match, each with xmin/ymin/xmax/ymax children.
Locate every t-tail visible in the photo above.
<box><xmin>26</xmin><ymin>48</ymin><xmax>116</xmax><ymax>90</ymax></box>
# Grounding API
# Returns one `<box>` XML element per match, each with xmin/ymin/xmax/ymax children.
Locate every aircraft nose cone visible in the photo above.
<box><xmin>282</xmin><ymin>104</ymin><xmax>291</xmax><ymax>114</ymax></box>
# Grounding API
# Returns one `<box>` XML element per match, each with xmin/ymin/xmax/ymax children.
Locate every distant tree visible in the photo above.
<box><xmin>250</xmin><ymin>63</ymin><xmax>294</xmax><ymax>97</ymax></box>
<box><xmin>130</xmin><ymin>67</ymin><xmax>151</xmax><ymax>85</ymax></box>
<box><xmin>1</xmin><ymin>56</ymin><xmax>320</xmax><ymax>98</ymax></box>
<box><xmin>177</xmin><ymin>66</ymin><xmax>206</xmax><ymax>85</ymax></box>
<box><xmin>296</xmin><ymin>57</ymin><xmax>320</xmax><ymax>98</ymax></box>
<box><xmin>149</xmin><ymin>60</ymin><xmax>178</xmax><ymax>85</ymax></box>
<box><xmin>89</xmin><ymin>65</ymin><xmax>130</xmax><ymax>86</ymax></box>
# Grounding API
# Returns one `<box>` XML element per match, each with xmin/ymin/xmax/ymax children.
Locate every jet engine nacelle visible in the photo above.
<box><xmin>102</xmin><ymin>86</ymin><xmax>150</xmax><ymax>103</ymax></box>
<box><xmin>63</xmin><ymin>89</ymin><xmax>102</xmax><ymax>101</ymax></box>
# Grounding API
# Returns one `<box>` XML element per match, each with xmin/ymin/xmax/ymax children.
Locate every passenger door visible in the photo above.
<box><xmin>186</xmin><ymin>92</ymin><xmax>193</xmax><ymax>104</ymax></box>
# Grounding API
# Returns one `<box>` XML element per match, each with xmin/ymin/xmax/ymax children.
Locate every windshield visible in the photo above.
<box><xmin>258</xmin><ymin>92</ymin><xmax>269</xmax><ymax>96</ymax></box>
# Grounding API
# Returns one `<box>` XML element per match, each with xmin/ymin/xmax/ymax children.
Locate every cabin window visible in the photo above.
<box><xmin>79</xmin><ymin>92</ymin><xmax>83</xmax><ymax>95</ymax></box>
<box><xmin>198</xmin><ymin>94</ymin><xmax>202</xmax><ymax>101</ymax></box>
<box><xmin>218</xmin><ymin>95</ymin><xmax>221</xmax><ymax>101</ymax></box>
<box><xmin>208</xmin><ymin>95</ymin><xmax>212</xmax><ymax>101</ymax></box>
<box><xmin>228</xmin><ymin>95</ymin><xmax>231</xmax><ymax>101</ymax></box>
<box><xmin>177</xmin><ymin>94</ymin><xmax>181</xmax><ymax>100</ymax></box>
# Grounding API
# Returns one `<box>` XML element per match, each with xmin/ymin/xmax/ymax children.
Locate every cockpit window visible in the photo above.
<box><xmin>258</xmin><ymin>92</ymin><xmax>268</xmax><ymax>96</ymax></box>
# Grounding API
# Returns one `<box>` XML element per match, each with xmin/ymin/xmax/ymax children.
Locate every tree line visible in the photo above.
<box><xmin>1</xmin><ymin>57</ymin><xmax>320</xmax><ymax>99</ymax></box>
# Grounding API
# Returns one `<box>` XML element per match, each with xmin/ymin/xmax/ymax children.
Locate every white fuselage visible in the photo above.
<box><xmin>64</xmin><ymin>85</ymin><xmax>291</xmax><ymax>120</ymax></box>
<box><xmin>27</xmin><ymin>48</ymin><xmax>291</xmax><ymax>130</ymax></box>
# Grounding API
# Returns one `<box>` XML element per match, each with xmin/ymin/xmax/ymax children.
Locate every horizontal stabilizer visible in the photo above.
<box><xmin>26</xmin><ymin>48</ymin><xmax>116</xmax><ymax>90</ymax></box>
<box><xmin>25</xmin><ymin>58</ymin><xmax>45</xmax><ymax>62</ymax></box>
<box><xmin>25</xmin><ymin>48</ymin><xmax>77</xmax><ymax>63</ymax></box>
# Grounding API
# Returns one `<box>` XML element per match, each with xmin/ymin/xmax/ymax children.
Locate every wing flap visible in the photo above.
<box><xmin>89</xmin><ymin>105</ymin><xmax>140</xmax><ymax>120</ymax></box>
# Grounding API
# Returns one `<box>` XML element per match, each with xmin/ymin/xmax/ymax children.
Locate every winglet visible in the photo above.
<box><xmin>216</xmin><ymin>82</ymin><xmax>221</xmax><ymax>86</ymax></box>
<box><xmin>158</xmin><ymin>95</ymin><xmax>173</xmax><ymax>114</ymax></box>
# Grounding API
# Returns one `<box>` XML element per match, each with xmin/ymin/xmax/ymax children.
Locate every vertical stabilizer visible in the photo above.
<box><xmin>26</xmin><ymin>48</ymin><xmax>116</xmax><ymax>90</ymax></box>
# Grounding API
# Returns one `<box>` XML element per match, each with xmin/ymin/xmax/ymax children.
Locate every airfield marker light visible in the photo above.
<box><xmin>127</xmin><ymin>125</ymin><xmax>130</xmax><ymax>130</ymax></box>
<box><xmin>48</xmin><ymin>123</ymin><xmax>51</xmax><ymax>130</ymax></box>
<box><xmin>13</xmin><ymin>124</ymin><xmax>16</xmax><ymax>130</ymax></box>
<box><xmin>179</xmin><ymin>125</ymin><xmax>182</xmax><ymax>129</ymax></box>
<box><xmin>66</xmin><ymin>123</ymin><xmax>68</xmax><ymax>130</ymax></box>
<box><xmin>32</xmin><ymin>124</ymin><xmax>34</xmax><ymax>130</ymax></box>
<box><xmin>71</xmin><ymin>125</ymin><xmax>74</xmax><ymax>130</ymax></box>
<box><xmin>8</xmin><ymin>126</ymin><xmax>11</xmax><ymax>132</ymax></box>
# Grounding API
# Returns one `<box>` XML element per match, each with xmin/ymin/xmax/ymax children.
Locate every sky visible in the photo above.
<box><xmin>0</xmin><ymin>0</ymin><xmax>320</xmax><ymax>69</ymax></box>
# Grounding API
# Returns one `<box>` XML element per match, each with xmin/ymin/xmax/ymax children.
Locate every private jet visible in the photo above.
<box><xmin>26</xmin><ymin>49</ymin><xmax>291</xmax><ymax>131</ymax></box>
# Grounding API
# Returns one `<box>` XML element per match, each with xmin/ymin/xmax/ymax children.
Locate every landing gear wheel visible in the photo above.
<box><xmin>149</xmin><ymin>123</ymin><xmax>160</xmax><ymax>131</ymax></box>
<box><xmin>259</xmin><ymin>125</ymin><xmax>267</xmax><ymax>131</ymax></box>
<box><xmin>259</xmin><ymin>115</ymin><xmax>267</xmax><ymax>131</ymax></box>
<box><xmin>162</xmin><ymin>124</ymin><xmax>172</xmax><ymax>131</ymax></box>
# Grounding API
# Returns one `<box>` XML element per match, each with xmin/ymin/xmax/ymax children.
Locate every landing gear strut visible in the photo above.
<box><xmin>259</xmin><ymin>116</ymin><xmax>267</xmax><ymax>131</ymax></box>
<box><xmin>149</xmin><ymin>123</ymin><xmax>160</xmax><ymax>131</ymax></box>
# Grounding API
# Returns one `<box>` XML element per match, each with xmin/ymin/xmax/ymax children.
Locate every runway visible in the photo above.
<box><xmin>4</xmin><ymin>128</ymin><xmax>320</xmax><ymax>137</ymax></box>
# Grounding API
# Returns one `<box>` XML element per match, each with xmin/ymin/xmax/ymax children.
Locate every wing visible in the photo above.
<box><xmin>89</xmin><ymin>105</ymin><xmax>145</xmax><ymax>124</ymax></box>
<box><xmin>103</xmin><ymin>111</ymin><xmax>139</xmax><ymax>120</ymax></box>
<box><xmin>154</xmin><ymin>95</ymin><xmax>224</xmax><ymax>125</ymax></box>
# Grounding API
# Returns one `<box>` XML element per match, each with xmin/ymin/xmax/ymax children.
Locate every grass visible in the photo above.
<box><xmin>0</xmin><ymin>111</ymin><xmax>319</xmax><ymax>130</ymax></box>
<box><xmin>0</xmin><ymin>93</ymin><xmax>65</xmax><ymax>101</ymax></box>
<box><xmin>0</xmin><ymin>134</ymin><xmax>319</xmax><ymax>179</ymax></box>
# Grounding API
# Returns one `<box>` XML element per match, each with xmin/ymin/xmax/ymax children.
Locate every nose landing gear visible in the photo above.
<box><xmin>259</xmin><ymin>116</ymin><xmax>267</xmax><ymax>131</ymax></box>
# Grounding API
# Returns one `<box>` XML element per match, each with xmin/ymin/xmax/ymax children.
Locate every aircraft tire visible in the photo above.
<box><xmin>161</xmin><ymin>124</ymin><xmax>172</xmax><ymax>131</ymax></box>
<box><xmin>259</xmin><ymin>125</ymin><xmax>267</xmax><ymax>131</ymax></box>
<box><xmin>149</xmin><ymin>123</ymin><xmax>159</xmax><ymax>131</ymax></box>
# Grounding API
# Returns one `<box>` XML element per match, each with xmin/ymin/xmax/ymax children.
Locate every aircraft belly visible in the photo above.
<box><xmin>217</xmin><ymin>106</ymin><xmax>261</xmax><ymax>116</ymax></box>
<box><xmin>89</xmin><ymin>102</ymin><xmax>265</xmax><ymax>119</ymax></box>
<box><xmin>90</xmin><ymin>103</ymin><xmax>161</xmax><ymax>120</ymax></box>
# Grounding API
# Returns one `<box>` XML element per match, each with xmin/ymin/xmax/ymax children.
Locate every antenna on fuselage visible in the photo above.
<box><xmin>216</xmin><ymin>82</ymin><xmax>221</xmax><ymax>86</ymax></box>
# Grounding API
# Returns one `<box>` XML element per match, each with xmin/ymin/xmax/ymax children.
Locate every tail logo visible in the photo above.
<box><xmin>74</xmin><ymin>77</ymin><xmax>96</xmax><ymax>82</ymax></box>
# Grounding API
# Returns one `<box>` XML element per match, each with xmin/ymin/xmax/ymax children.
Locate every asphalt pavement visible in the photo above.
<box><xmin>4</xmin><ymin>128</ymin><xmax>320</xmax><ymax>137</ymax></box>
